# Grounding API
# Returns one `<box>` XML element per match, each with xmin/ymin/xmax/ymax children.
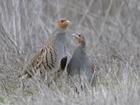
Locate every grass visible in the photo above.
<box><xmin>0</xmin><ymin>0</ymin><xmax>140</xmax><ymax>105</ymax></box>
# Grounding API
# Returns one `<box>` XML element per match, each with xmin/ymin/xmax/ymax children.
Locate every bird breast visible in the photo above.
<box><xmin>55</xmin><ymin>32</ymin><xmax>66</xmax><ymax>59</ymax></box>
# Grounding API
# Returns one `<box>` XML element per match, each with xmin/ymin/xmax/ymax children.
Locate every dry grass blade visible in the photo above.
<box><xmin>0</xmin><ymin>0</ymin><xmax>140</xmax><ymax>105</ymax></box>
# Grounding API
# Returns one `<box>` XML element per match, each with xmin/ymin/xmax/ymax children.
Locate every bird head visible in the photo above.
<box><xmin>57</xmin><ymin>18</ymin><xmax>70</xmax><ymax>30</ymax></box>
<box><xmin>72</xmin><ymin>33</ymin><xmax>85</xmax><ymax>44</ymax></box>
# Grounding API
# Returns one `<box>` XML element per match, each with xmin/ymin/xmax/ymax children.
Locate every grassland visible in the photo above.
<box><xmin>0</xmin><ymin>0</ymin><xmax>140</xmax><ymax>105</ymax></box>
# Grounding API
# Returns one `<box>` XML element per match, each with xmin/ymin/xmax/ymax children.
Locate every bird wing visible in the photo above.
<box><xmin>34</xmin><ymin>43</ymin><xmax>58</xmax><ymax>72</ymax></box>
<box><xmin>18</xmin><ymin>43</ymin><xmax>58</xmax><ymax>78</ymax></box>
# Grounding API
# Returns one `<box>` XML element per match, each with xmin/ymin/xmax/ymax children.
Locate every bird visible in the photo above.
<box><xmin>67</xmin><ymin>33</ymin><xmax>96</xmax><ymax>91</ymax></box>
<box><xmin>18</xmin><ymin>18</ymin><xmax>70</xmax><ymax>83</ymax></box>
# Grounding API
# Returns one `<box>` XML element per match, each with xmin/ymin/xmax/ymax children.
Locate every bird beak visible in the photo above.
<box><xmin>72</xmin><ymin>34</ymin><xmax>77</xmax><ymax>37</ymax></box>
<box><xmin>66</xmin><ymin>20</ymin><xmax>70</xmax><ymax>24</ymax></box>
<box><xmin>72</xmin><ymin>33</ymin><xmax>76</xmax><ymax>36</ymax></box>
<box><xmin>72</xmin><ymin>33</ymin><xmax>78</xmax><ymax>38</ymax></box>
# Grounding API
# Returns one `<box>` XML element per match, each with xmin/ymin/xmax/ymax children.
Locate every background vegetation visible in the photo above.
<box><xmin>0</xmin><ymin>0</ymin><xmax>140</xmax><ymax>104</ymax></box>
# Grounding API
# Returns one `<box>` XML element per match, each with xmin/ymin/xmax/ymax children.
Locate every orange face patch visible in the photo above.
<box><xmin>57</xmin><ymin>18</ymin><xmax>70</xmax><ymax>30</ymax></box>
<box><xmin>75</xmin><ymin>33</ymin><xmax>84</xmax><ymax>43</ymax></box>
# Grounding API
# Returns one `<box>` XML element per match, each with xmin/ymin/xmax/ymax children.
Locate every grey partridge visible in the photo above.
<box><xmin>67</xmin><ymin>33</ymin><xmax>96</xmax><ymax>89</ymax></box>
<box><xmin>18</xmin><ymin>18</ymin><xmax>70</xmax><ymax>82</ymax></box>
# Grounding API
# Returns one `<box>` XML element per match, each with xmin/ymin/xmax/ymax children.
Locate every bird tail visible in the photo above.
<box><xmin>18</xmin><ymin>70</ymin><xmax>26</xmax><ymax>78</ymax></box>
<box><xmin>18</xmin><ymin>69</ymin><xmax>33</xmax><ymax>78</ymax></box>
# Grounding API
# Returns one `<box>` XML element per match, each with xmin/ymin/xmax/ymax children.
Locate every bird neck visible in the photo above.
<box><xmin>79</xmin><ymin>41</ymin><xmax>86</xmax><ymax>51</ymax></box>
<box><xmin>53</xmin><ymin>29</ymin><xmax>66</xmax><ymax>45</ymax></box>
<box><xmin>58</xmin><ymin>24</ymin><xmax>67</xmax><ymax>30</ymax></box>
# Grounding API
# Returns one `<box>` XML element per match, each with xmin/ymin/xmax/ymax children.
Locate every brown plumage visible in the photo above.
<box><xmin>18</xmin><ymin>18</ymin><xmax>70</xmax><ymax>82</ymax></box>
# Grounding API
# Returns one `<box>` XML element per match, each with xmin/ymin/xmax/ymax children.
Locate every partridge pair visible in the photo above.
<box><xmin>19</xmin><ymin>18</ymin><xmax>96</xmax><ymax>87</ymax></box>
<box><xmin>18</xmin><ymin>18</ymin><xmax>70</xmax><ymax>82</ymax></box>
<box><xmin>67</xmin><ymin>33</ymin><xmax>96</xmax><ymax>89</ymax></box>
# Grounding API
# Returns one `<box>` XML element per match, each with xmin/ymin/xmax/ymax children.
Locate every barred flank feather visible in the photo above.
<box><xmin>18</xmin><ymin>18</ymin><xmax>70</xmax><ymax>82</ymax></box>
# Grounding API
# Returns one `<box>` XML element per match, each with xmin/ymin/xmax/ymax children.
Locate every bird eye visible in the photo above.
<box><xmin>61</xmin><ymin>20</ymin><xmax>64</xmax><ymax>23</ymax></box>
<box><xmin>78</xmin><ymin>35</ymin><xmax>81</xmax><ymax>37</ymax></box>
